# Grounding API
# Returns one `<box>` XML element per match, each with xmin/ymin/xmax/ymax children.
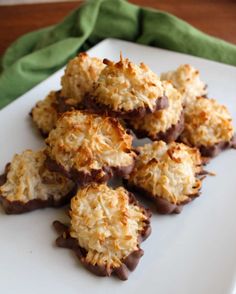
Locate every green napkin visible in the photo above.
<box><xmin>1</xmin><ymin>0</ymin><xmax>236</xmax><ymax>109</ymax></box>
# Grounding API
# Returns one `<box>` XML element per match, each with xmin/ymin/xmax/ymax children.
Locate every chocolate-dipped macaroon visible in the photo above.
<box><xmin>126</xmin><ymin>141</ymin><xmax>203</xmax><ymax>214</ymax></box>
<box><xmin>0</xmin><ymin>149</ymin><xmax>75</xmax><ymax>214</ymax></box>
<box><xmin>180</xmin><ymin>97</ymin><xmax>235</xmax><ymax>157</ymax></box>
<box><xmin>53</xmin><ymin>183</ymin><xmax>151</xmax><ymax>280</ymax></box>
<box><xmin>160</xmin><ymin>64</ymin><xmax>207</xmax><ymax>106</ymax></box>
<box><xmin>31</xmin><ymin>91</ymin><xmax>60</xmax><ymax>137</ymax></box>
<box><xmin>127</xmin><ymin>81</ymin><xmax>184</xmax><ymax>143</ymax></box>
<box><xmin>60</xmin><ymin>52</ymin><xmax>106</xmax><ymax>108</ymax></box>
<box><xmin>85</xmin><ymin>56</ymin><xmax>168</xmax><ymax>118</ymax></box>
<box><xmin>45</xmin><ymin>110</ymin><xmax>136</xmax><ymax>185</ymax></box>
<box><xmin>31</xmin><ymin>53</ymin><xmax>106</xmax><ymax>137</ymax></box>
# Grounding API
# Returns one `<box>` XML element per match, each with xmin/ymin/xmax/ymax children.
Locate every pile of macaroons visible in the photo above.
<box><xmin>1</xmin><ymin>52</ymin><xmax>235</xmax><ymax>280</ymax></box>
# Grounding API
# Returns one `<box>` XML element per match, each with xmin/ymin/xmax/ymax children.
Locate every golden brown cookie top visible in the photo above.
<box><xmin>161</xmin><ymin>64</ymin><xmax>207</xmax><ymax>105</ymax></box>
<box><xmin>0</xmin><ymin>149</ymin><xmax>74</xmax><ymax>203</ymax></box>
<box><xmin>128</xmin><ymin>141</ymin><xmax>202</xmax><ymax>205</ymax></box>
<box><xmin>181</xmin><ymin>97</ymin><xmax>234</xmax><ymax>147</ymax></box>
<box><xmin>91</xmin><ymin>56</ymin><xmax>165</xmax><ymax>113</ymax></box>
<box><xmin>70</xmin><ymin>183</ymin><xmax>148</xmax><ymax>269</ymax></box>
<box><xmin>128</xmin><ymin>81</ymin><xmax>183</xmax><ymax>138</ymax></box>
<box><xmin>61</xmin><ymin>52</ymin><xmax>105</xmax><ymax>104</ymax></box>
<box><xmin>45</xmin><ymin>110</ymin><xmax>136</xmax><ymax>175</ymax></box>
<box><xmin>31</xmin><ymin>91</ymin><xmax>59</xmax><ymax>136</ymax></box>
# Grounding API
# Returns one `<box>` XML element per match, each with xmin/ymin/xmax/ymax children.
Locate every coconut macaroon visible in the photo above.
<box><xmin>31</xmin><ymin>53</ymin><xmax>104</xmax><ymax>137</ymax></box>
<box><xmin>180</xmin><ymin>97</ymin><xmax>235</xmax><ymax>157</ymax></box>
<box><xmin>53</xmin><ymin>183</ymin><xmax>151</xmax><ymax>280</ymax></box>
<box><xmin>45</xmin><ymin>110</ymin><xmax>136</xmax><ymax>185</ymax></box>
<box><xmin>126</xmin><ymin>141</ymin><xmax>203</xmax><ymax>214</ymax></box>
<box><xmin>160</xmin><ymin>64</ymin><xmax>207</xmax><ymax>106</ymax></box>
<box><xmin>0</xmin><ymin>150</ymin><xmax>75</xmax><ymax>214</ymax></box>
<box><xmin>31</xmin><ymin>91</ymin><xmax>60</xmax><ymax>137</ymax></box>
<box><xmin>85</xmin><ymin>56</ymin><xmax>168</xmax><ymax>118</ymax></box>
<box><xmin>60</xmin><ymin>52</ymin><xmax>105</xmax><ymax>107</ymax></box>
<box><xmin>127</xmin><ymin>81</ymin><xmax>184</xmax><ymax>143</ymax></box>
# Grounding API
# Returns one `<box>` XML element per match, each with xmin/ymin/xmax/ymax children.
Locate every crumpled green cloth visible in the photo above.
<box><xmin>1</xmin><ymin>0</ymin><xmax>236</xmax><ymax>109</ymax></box>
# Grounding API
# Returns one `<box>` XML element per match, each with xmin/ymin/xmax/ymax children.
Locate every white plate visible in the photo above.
<box><xmin>1</xmin><ymin>39</ymin><xmax>236</xmax><ymax>294</ymax></box>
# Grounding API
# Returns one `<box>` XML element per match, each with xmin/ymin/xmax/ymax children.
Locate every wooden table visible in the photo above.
<box><xmin>0</xmin><ymin>0</ymin><xmax>236</xmax><ymax>55</ymax></box>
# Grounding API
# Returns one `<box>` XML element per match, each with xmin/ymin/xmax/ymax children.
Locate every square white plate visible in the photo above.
<box><xmin>1</xmin><ymin>39</ymin><xmax>236</xmax><ymax>294</ymax></box>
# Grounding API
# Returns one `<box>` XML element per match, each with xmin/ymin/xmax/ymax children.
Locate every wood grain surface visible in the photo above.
<box><xmin>0</xmin><ymin>0</ymin><xmax>235</xmax><ymax>55</ymax></box>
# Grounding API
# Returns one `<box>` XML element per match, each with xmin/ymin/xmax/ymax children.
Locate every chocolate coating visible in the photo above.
<box><xmin>129</xmin><ymin>111</ymin><xmax>184</xmax><ymax>143</ymax></box>
<box><xmin>56</xmin><ymin>94</ymin><xmax>81</xmax><ymax>113</ymax></box>
<box><xmin>45</xmin><ymin>155</ymin><xmax>135</xmax><ymax>186</ymax></box>
<box><xmin>0</xmin><ymin>194</ymin><xmax>75</xmax><ymax>214</ymax></box>
<box><xmin>84</xmin><ymin>94</ymin><xmax>169</xmax><ymax>119</ymax></box>
<box><xmin>124</xmin><ymin>180</ymin><xmax>199</xmax><ymax>214</ymax></box>
<box><xmin>199</xmin><ymin>135</ymin><xmax>236</xmax><ymax>157</ymax></box>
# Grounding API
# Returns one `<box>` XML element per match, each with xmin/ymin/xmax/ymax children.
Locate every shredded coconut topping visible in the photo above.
<box><xmin>45</xmin><ymin>110</ymin><xmax>135</xmax><ymax>174</ymax></box>
<box><xmin>128</xmin><ymin>141</ymin><xmax>202</xmax><ymax>204</ymax></box>
<box><xmin>161</xmin><ymin>64</ymin><xmax>207</xmax><ymax>105</ymax></box>
<box><xmin>61</xmin><ymin>52</ymin><xmax>105</xmax><ymax>104</ymax></box>
<box><xmin>181</xmin><ymin>97</ymin><xmax>234</xmax><ymax>147</ymax></box>
<box><xmin>92</xmin><ymin>56</ymin><xmax>164</xmax><ymax>112</ymax></box>
<box><xmin>0</xmin><ymin>150</ymin><xmax>74</xmax><ymax>203</ymax></box>
<box><xmin>31</xmin><ymin>91</ymin><xmax>59</xmax><ymax>135</ymax></box>
<box><xmin>70</xmin><ymin>183</ymin><xmax>147</xmax><ymax>269</ymax></box>
<box><xmin>128</xmin><ymin>81</ymin><xmax>183</xmax><ymax>137</ymax></box>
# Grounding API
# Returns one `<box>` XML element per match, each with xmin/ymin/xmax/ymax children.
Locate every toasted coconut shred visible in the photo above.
<box><xmin>160</xmin><ymin>64</ymin><xmax>207</xmax><ymax>105</ymax></box>
<box><xmin>70</xmin><ymin>184</ymin><xmax>148</xmax><ymax>269</ymax></box>
<box><xmin>181</xmin><ymin>97</ymin><xmax>234</xmax><ymax>147</ymax></box>
<box><xmin>0</xmin><ymin>150</ymin><xmax>74</xmax><ymax>203</ymax></box>
<box><xmin>128</xmin><ymin>81</ymin><xmax>183</xmax><ymax>136</ymax></box>
<box><xmin>31</xmin><ymin>91</ymin><xmax>59</xmax><ymax>135</ymax></box>
<box><xmin>45</xmin><ymin>111</ymin><xmax>136</xmax><ymax>174</ymax></box>
<box><xmin>61</xmin><ymin>52</ymin><xmax>106</xmax><ymax>104</ymax></box>
<box><xmin>128</xmin><ymin>141</ymin><xmax>203</xmax><ymax>205</ymax></box>
<box><xmin>92</xmin><ymin>56</ymin><xmax>165</xmax><ymax>112</ymax></box>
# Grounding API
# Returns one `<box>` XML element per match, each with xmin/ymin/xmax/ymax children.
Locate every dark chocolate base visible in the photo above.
<box><xmin>39</xmin><ymin>128</ymin><xmax>50</xmax><ymax>138</ymax></box>
<box><xmin>45</xmin><ymin>155</ymin><xmax>135</xmax><ymax>186</ymax></box>
<box><xmin>56</xmin><ymin>94</ymin><xmax>84</xmax><ymax>113</ymax></box>
<box><xmin>0</xmin><ymin>164</ymin><xmax>9</xmax><ymax>186</ymax></box>
<box><xmin>124</xmin><ymin>180</ymin><xmax>199</xmax><ymax>214</ymax></box>
<box><xmin>83</xmin><ymin>94</ymin><xmax>169</xmax><ymax>119</ymax></box>
<box><xmin>199</xmin><ymin>135</ymin><xmax>236</xmax><ymax>157</ymax></box>
<box><xmin>53</xmin><ymin>192</ymin><xmax>151</xmax><ymax>281</ymax></box>
<box><xmin>128</xmin><ymin>111</ymin><xmax>184</xmax><ymax>143</ymax></box>
<box><xmin>0</xmin><ymin>193</ymin><xmax>75</xmax><ymax>215</ymax></box>
<box><xmin>0</xmin><ymin>163</ymin><xmax>77</xmax><ymax>214</ymax></box>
